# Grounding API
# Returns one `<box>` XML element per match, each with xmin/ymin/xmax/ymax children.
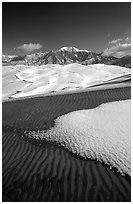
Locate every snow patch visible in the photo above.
<box><xmin>59</xmin><ymin>47</ymin><xmax>89</xmax><ymax>52</ymax></box>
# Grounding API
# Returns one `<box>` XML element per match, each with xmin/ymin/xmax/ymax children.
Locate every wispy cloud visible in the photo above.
<box><xmin>16</xmin><ymin>43</ymin><xmax>43</xmax><ymax>52</ymax></box>
<box><xmin>109</xmin><ymin>38</ymin><xmax>122</xmax><ymax>44</ymax></box>
<box><xmin>104</xmin><ymin>34</ymin><xmax>131</xmax><ymax>58</ymax></box>
<box><xmin>103</xmin><ymin>43</ymin><xmax>131</xmax><ymax>58</ymax></box>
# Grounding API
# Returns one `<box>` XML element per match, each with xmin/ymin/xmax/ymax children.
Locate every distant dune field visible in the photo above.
<box><xmin>2</xmin><ymin>63</ymin><xmax>131</xmax><ymax>100</ymax></box>
<box><xmin>2</xmin><ymin>86</ymin><xmax>131</xmax><ymax>202</ymax></box>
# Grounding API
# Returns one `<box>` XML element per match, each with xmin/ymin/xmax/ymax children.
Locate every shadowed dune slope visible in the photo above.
<box><xmin>2</xmin><ymin>86</ymin><xmax>131</xmax><ymax>202</ymax></box>
<box><xmin>3</xmin><ymin>129</ymin><xmax>131</xmax><ymax>202</ymax></box>
<box><xmin>3</xmin><ymin>86</ymin><xmax>131</xmax><ymax>131</ymax></box>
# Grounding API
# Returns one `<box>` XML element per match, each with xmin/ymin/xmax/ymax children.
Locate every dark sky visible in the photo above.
<box><xmin>2</xmin><ymin>2</ymin><xmax>131</xmax><ymax>55</ymax></box>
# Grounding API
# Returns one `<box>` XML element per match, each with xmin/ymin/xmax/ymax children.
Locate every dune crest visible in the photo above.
<box><xmin>27</xmin><ymin>100</ymin><xmax>131</xmax><ymax>176</ymax></box>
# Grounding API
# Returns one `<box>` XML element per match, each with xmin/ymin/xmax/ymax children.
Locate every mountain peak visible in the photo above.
<box><xmin>59</xmin><ymin>47</ymin><xmax>89</xmax><ymax>53</ymax></box>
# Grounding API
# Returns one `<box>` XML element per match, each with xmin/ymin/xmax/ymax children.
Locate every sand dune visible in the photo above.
<box><xmin>3</xmin><ymin>86</ymin><xmax>131</xmax><ymax>130</ymax></box>
<box><xmin>2</xmin><ymin>86</ymin><xmax>131</xmax><ymax>202</ymax></box>
<box><xmin>29</xmin><ymin>100</ymin><xmax>130</xmax><ymax>176</ymax></box>
<box><xmin>2</xmin><ymin>63</ymin><xmax>131</xmax><ymax>99</ymax></box>
<box><xmin>3</xmin><ymin>128</ymin><xmax>131</xmax><ymax>202</ymax></box>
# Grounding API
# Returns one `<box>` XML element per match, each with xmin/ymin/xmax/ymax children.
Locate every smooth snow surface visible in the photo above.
<box><xmin>2</xmin><ymin>63</ymin><xmax>131</xmax><ymax>99</ymax></box>
<box><xmin>27</xmin><ymin>100</ymin><xmax>131</xmax><ymax>176</ymax></box>
<box><xmin>59</xmin><ymin>46</ymin><xmax>89</xmax><ymax>52</ymax></box>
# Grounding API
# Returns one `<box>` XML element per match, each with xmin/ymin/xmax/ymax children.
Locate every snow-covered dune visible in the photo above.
<box><xmin>2</xmin><ymin>63</ymin><xmax>131</xmax><ymax>100</ymax></box>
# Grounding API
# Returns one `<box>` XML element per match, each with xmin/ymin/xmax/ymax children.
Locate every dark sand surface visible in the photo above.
<box><xmin>2</xmin><ymin>86</ymin><xmax>131</xmax><ymax>202</ymax></box>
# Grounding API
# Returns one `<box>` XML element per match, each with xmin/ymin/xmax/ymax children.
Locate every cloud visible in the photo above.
<box><xmin>103</xmin><ymin>43</ymin><xmax>131</xmax><ymax>58</ymax></box>
<box><xmin>16</xmin><ymin>43</ymin><xmax>43</xmax><ymax>52</ymax></box>
<box><xmin>109</xmin><ymin>38</ymin><xmax>122</xmax><ymax>44</ymax></box>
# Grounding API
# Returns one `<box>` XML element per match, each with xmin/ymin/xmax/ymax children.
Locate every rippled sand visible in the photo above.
<box><xmin>3</xmin><ymin>87</ymin><xmax>131</xmax><ymax>201</ymax></box>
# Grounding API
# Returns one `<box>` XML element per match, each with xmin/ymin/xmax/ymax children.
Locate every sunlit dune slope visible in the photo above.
<box><xmin>27</xmin><ymin>100</ymin><xmax>131</xmax><ymax>176</ymax></box>
<box><xmin>2</xmin><ymin>63</ymin><xmax>131</xmax><ymax>99</ymax></box>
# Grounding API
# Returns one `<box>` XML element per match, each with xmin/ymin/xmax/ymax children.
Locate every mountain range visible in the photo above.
<box><xmin>2</xmin><ymin>47</ymin><xmax>131</xmax><ymax>68</ymax></box>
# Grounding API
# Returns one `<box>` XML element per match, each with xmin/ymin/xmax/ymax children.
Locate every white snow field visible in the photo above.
<box><xmin>27</xmin><ymin>100</ymin><xmax>131</xmax><ymax>176</ymax></box>
<box><xmin>2</xmin><ymin>63</ymin><xmax>131</xmax><ymax>100</ymax></box>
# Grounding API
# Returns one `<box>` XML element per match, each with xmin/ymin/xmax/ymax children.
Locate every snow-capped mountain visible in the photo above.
<box><xmin>58</xmin><ymin>46</ymin><xmax>89</xmax><ymax>53</ymax></box>
<box><xmin>2</xmin><ymin>54</ymin><xmax>18</xmax><ymax>63</ymax></box>
<box><xmin>2</xmin><ymin>47</ymin><xmax>131</xmax><ymax>68</ymax></box>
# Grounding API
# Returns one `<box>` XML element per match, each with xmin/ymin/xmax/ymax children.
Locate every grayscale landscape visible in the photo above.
<box><xmin>2</xmin><ymin>2</ymin><xmax>131</xmax><ymax>202</ymax></box>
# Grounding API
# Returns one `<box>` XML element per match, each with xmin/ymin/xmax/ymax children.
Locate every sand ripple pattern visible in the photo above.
<box><xmin>3</xmin><ymin>87</ymin><xmax>131</xmax><ymax>201</ymax></box>
<box><xmin>3</xmin><ymin>128</ymin><xmax>131</xmax><ymax>202</ymax></box>
<box><xmin>3</xmin><ymin>87</ymin><xmax>131</xmax><ymax>131</ymax></box>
